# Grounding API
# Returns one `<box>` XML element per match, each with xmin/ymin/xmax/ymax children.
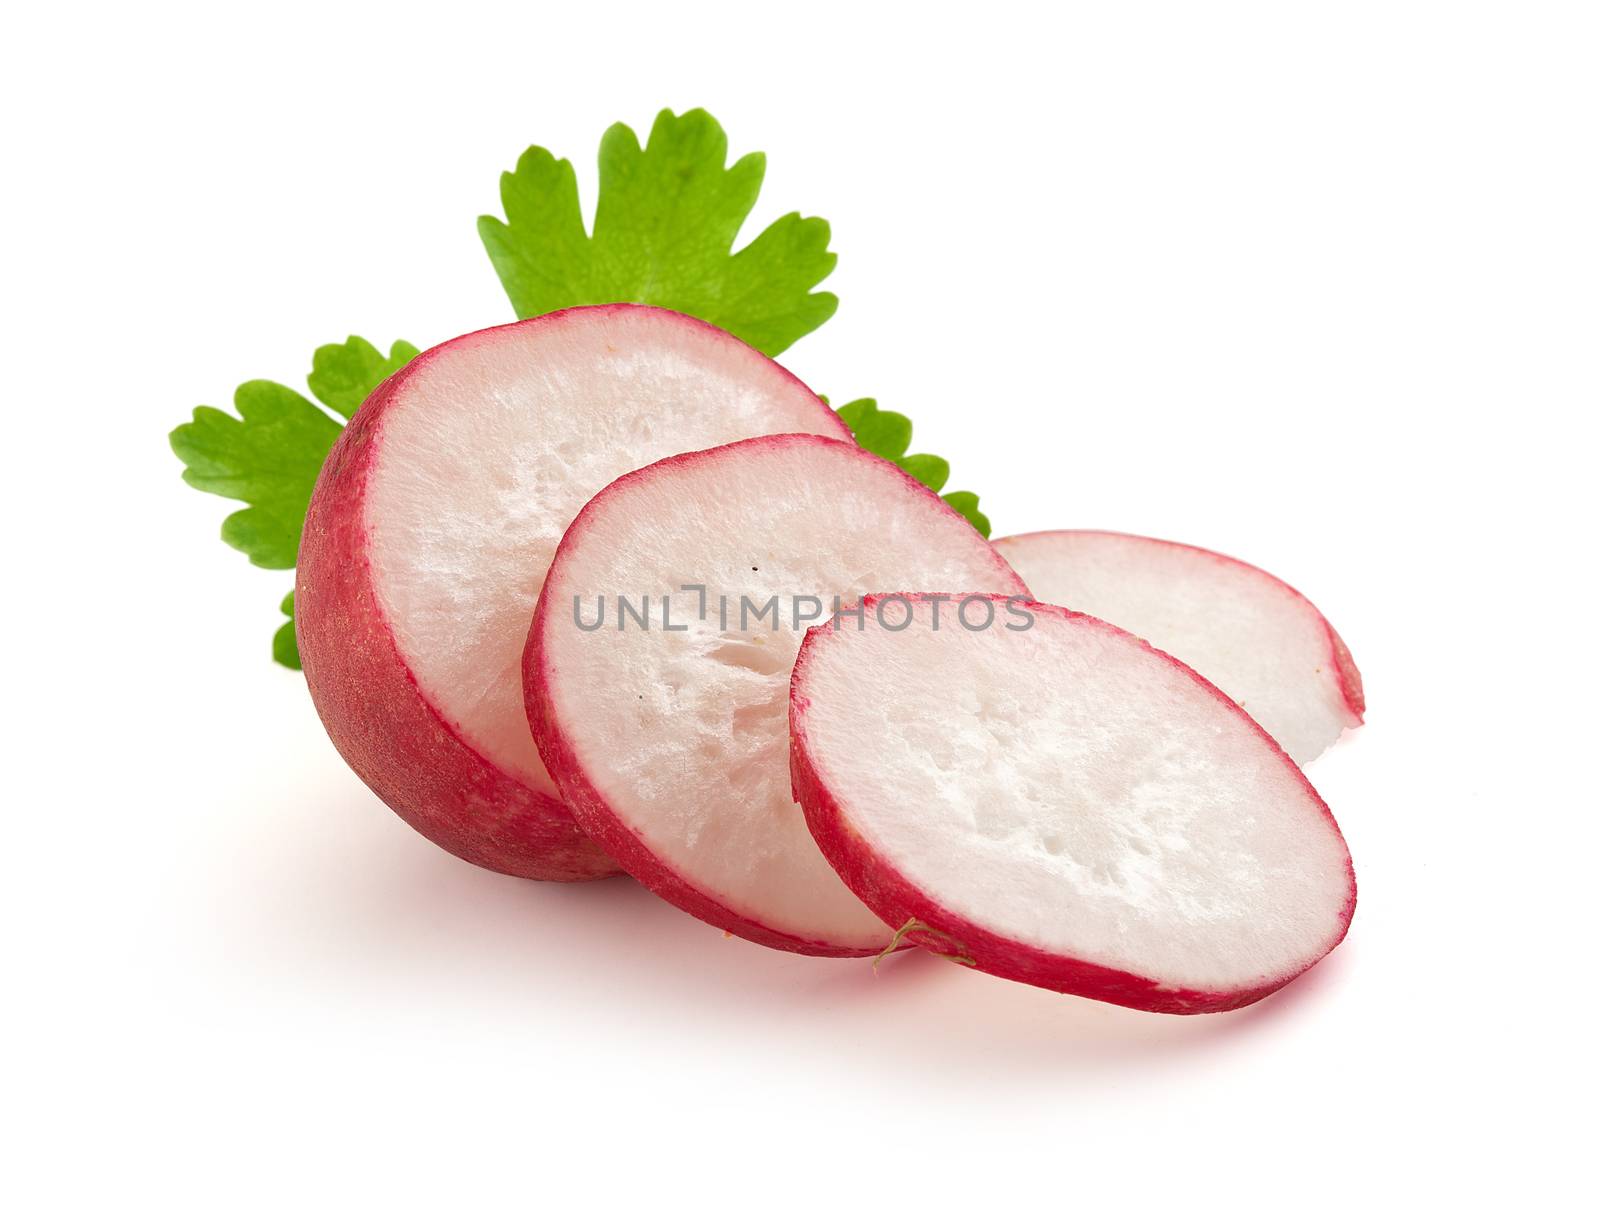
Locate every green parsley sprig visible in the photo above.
<box><xmin>834</xmin><ymin>399</ymin><xmax>989</xmax><ymax>537</ymax></box>
<box><xmin>169</xmin><ymin>337</ymin><xmax>418</xmax><ymax>668</ymax></box>
<box><xmin>480</xmin><ymin>108</ymin><xmax>837</xmax><ymax>357</ymax></box>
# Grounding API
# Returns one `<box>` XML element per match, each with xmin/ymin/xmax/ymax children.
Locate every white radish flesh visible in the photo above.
<box><xmin>525</xmin><ymin>436</ymin><xmax>1029</xmax><ymax>951</ymax></box>
<box><xmin>992</xmin><ymin>531</ymin><xmax>1364</xmax><ymax>762</ymax></box>
<box><xmin>790</xmin><ymin>595</ymin><xmax>1356</xmax><ymax>1012</ymax></box>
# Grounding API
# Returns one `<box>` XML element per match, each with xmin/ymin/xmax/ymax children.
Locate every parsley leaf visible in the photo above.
<box><xmin>171</xmin><ymin>336</ymin><xmax>417</xmax><ymax>665</ymax></box>
<box><xmin>479</xmin><ymin>108</ymin><xmax>838</xmax><ymax>356</ymax></box>
<box><xmin>274</xmin><ymin>591</ymin><xmax>300</xmax><ymax>670</ymax></box>
<box><xmin>308</xmin><ymin>337</ymin><xmax>419</xmax><ymax>419</ymax></box>
<box><xmin>835</xmin><ymin>398</ymin><xmax>991</xmax><ymax>538</ymax></box>
<box><xmin>938</xmin><ymin>492</ymin><xmax>990</xmax><ymax>539</ymax></box>
<box><xmin>170</xmin><ymin>380</ymin><xmax>342</xmax><ymax>570</ymax></box>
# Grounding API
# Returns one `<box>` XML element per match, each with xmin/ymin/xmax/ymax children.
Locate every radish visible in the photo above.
<box><xmin>524</xmin><ymin>435</ymin><xmax>1029</xmax><ymax>952</ymax></box>
<box><xmin>297</xmin><ymin>305</ymin><xmax>850</xmax><ymax>881</ymax></box>
<box><xmin>789</xmin><ymin>595</ymin><xmax>1356</xmax><ymax>1013</ymax></box>
<box><xmin>992</xmin><ymin>531</ymin><xmax>1364</xmax><ymax>762</ymax></box>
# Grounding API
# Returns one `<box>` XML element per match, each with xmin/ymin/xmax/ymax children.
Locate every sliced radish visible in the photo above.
<box><xmin>297</xmin><ymin>305</ymin><xmax>850</xmax><ymax>881</ymax></box>
<box><xmin>525</xmin><ymin>435</ymin><xmax>1029</xmax><ymax>952</ymax></box>
<box><xmin>992</xmin><ymin>530</ymin><xmax>1364</xmax><ymax>763</ymax></box>
<box><xmin>790</xmin><ymin>595</ymin><xmax>1356</xmax><ymax>1013</ymax></box>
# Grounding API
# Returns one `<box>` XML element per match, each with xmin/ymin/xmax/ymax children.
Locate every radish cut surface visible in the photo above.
<box><xmin>526</xmin><ymin>436</ymin><xmax>1028</xmax><ymax>953</ymax></box>
<box><xmin>790</xmin><ymin>595</ymin><xmax>1356</xmax><ymax>1012</ymax></box>
<box><xmin>992</xmin><ymin>530</ymin><xmax>1364</xmax><ymax>763</ymax></box>
<box><xmin>298</xmin><ymin>305</ymin><xmax>849</xmax><ymax>880</ymax></box>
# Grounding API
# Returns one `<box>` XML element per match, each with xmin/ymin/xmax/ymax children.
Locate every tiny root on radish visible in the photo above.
<box><xmin>873</xmin><ymin>918</ymin><xmax>976</xmax><ymax>971</ymax></box>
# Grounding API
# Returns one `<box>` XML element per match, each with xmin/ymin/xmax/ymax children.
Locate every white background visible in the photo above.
<box><xmin>6</xmin><ymin>2</ymin><xmax>1596</xmax><ymax>1212</ymax></box>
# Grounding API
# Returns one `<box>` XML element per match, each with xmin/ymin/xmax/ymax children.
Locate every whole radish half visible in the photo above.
<box><xmin>525</xmin><ymin>435</ymin><xmax>1029</xmax><ymax>952</ymax></box>
<box><xmin>297</xmin><ymin>305</ymin><xmax>850</xmax><ymax>881</ymax></box>
<box><xmin>992</xmin><ymin>531</ymin><xmax>1364</xmax><ymax>763</ymax></box>
<box><xmin>789</xmin><ymin>595</ymin><xmax>1356</xmax><ymax>1013</ymax></box>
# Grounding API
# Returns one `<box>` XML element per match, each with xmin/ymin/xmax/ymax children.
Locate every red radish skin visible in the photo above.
<box><xmin>298</xmin><ymin>305</ymin><xmax>850</xmax><ymax>881</ymax></box>
<box><xmin>298</xmin><ymin>435</ymin><xmax>603</xmax><ymax>878</ymax></box>
<box><xmin>993</xmin><ymin>530</ymin><xmax>1365</xmax><ymax>763</ymax></box>
<box><xmin>525</xmin><ymin>437</ymin><xmax>1029</xmax><ymax>951</ymax></box>
<box><xmin>789</xmin><ymin>596</ymin><xmax>1357</xmax><ymax>1012</ymax></box>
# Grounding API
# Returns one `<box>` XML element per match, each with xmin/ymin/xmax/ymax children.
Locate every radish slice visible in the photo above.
<box><xmin>992</xmin><ymin>531</ymin><xmax>1364</xmax><ymax>763</ymax></box>
<box><xmin>790</xmin><ymin>595</ymin><xmax>1356</xmax><ymax>1013</ymax></box>
<box><xmin>525</xmin><ymin>436</ymin><xmax>1029</xmax><ymax>953</ymax></box>
<box><xmin>298</xmin><ymin>305</ymin><xmax>850</xmax><ymax>881</ymax></box>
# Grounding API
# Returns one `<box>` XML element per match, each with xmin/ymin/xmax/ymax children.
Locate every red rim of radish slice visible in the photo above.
<box><xmin>789</xmin><ymin>594</ymin><xmax>1357</xmax><ymax>1013</ymax></box>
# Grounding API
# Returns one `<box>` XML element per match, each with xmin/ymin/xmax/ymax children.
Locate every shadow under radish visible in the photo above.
<box><xmin>204</xmin><ymin>778</ymin><xmax>1349</xmax><ymax>1089</ymax></box>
